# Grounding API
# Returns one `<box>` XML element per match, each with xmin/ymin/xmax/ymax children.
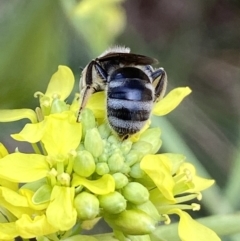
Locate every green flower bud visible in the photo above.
<box><xmin>120</xmin><ymin>139</ymin><xmax>132</xmax><ymax>155</ymax></box>
<box><xmin>139</xmin><ymin>128</ymin><xmax>162</xmax><ymax>154</ymax></box>
<box><xmin>74</xmin><ymin>192</ymin><xmax>99</xmax><ymax>220</ymax></box>
<box><xmin>125</xmin><ymin>150</ymin><xmax>141</xmax><ymax>166</ymax></box>
<box><xmin>112</xmin><ymin>173</ymin><xmax>129</xmax><ymax>189</ymax></box>
<box><xmin>105</xmin><ymin>209</ymin><xmax>156</xmax><ymax>235</ymax></box>
<box><xmin>21</xmin><ymin>178</ymin><xmax>46</xmax><ymax>192</ymax></box>
<box><xmin>129</xmin><ymin>162</ymin><xmax>145</xmax><ymax>179</ymax></box>
<box><xmin>84</xmin><ymin>128</ymin><xmax>104</xmax><ymax>158</ymax></box>
<box><xmin>96</xmin><ymin>162</ymin><xmax>110</xmax><ymax>175</ymax></box>
<box><xmin>50</xmin><ymin>98</ymin><xmax>69</xmax><ymax>114</ymax></box>
<box><xmin>98</xmin><ymin>153</ymin><xmax>108</xmax><ymax>163</ymax></box>
<box><xmin>139</xmin><ymin>128</ymin><xmax>161</xmax><ymax>143</ymax></box>
<box><xmin>81</xmin><ymin>108</ymin><xmax>96</xmax><ymax>137</ymax></box>
<box><xmin>108</xmin><ymin>135</ymin><xmax>120</xmax><ymax>145</ymax></box>
<box><xmin>122</xmin><ymin>182</ymin><xmax>149</xmax><ymax>205</ymax></box>
<box><xmin>120</xmin><ymin>163</ymin><xmax>131</xmax><ymax>174</ymax></box>
<box><xmin>151</xmin><ymin>139</ymin><xmax>162</xmax><ymax>154</ymax></box>
<box><xmin>73</xmin><ymin>150</ymin><xmax>96</xmax><ymax>177</ymax></box>
<box><xmin>98</xmin><ymin>123</ymin><xmax>111</xmax><ymax>139</ymax></box>
<box><xmin>98</xmin><ymin>191</ymin><xmax>126</xmax><ymax>214</ymax></box>
<box><xmin>132</xmin><ymin>141</ymin><xmax>153</xmax><ymax>156</ymax></box>
<box><xmin>76</xmin><ymin>143</ymin><xmax>85</xmax><ymax>151</ymax></box>
<box><xmin>32</xmin><ymin>184</ymin><xmax>52</xmax><ymax>204</ymax></box>
<box><xmin>108</xmin><ymin>153</ymin><xmax>124</xmax><ymax>173</ymax></box>
<box><xmin>136</xmin><ymin>201</ymin><xmax>161</xmax><ymax>222</ymax></box>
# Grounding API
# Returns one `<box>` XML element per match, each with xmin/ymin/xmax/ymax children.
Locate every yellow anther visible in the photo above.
<box><xmin>197</xmin><ymin>192</ymin><xmax>202</xmax><ymax>200</ymax></box>
<box><xmin>191</xmin><ymin>203</ymin><xmax>201</xmax><ymax>211</ymax></box>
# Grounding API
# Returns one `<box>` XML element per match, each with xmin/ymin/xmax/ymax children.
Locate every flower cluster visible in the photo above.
<box><xmin>0</xmin><ymin>66</ymin><xmax>220</xmax><ymax>241</ymax></box>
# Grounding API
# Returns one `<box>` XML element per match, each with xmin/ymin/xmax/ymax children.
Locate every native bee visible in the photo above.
<box><xmin>77</xmin><ymin>46</ymin><xmax>167</xmax><ymax>140</ymax></box>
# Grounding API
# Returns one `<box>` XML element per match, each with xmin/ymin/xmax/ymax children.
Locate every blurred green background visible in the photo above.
<box><xmin>0</xmin><ymin>0</ymin><xmax>239</xmax><ymax>240</ymax></box>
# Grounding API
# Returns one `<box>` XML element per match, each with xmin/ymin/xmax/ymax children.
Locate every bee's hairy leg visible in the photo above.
<box><xmin>152</xmin><ymin>68</ymin><xmax>168</xmax><ymax>102</ymax></box>
<box><xmin>77</xmin><ymin>61</ymin><xmax>108</xmax><ymax>122</ymax></box>
<box><xmin>76</xmin><ymin>86</ymin><xmax>95</xmax><ymax>122</ymax></box>
<box><xmin>94</xmin><ymin>61</ymin><xmax>108</xmax><ymax>82</ymax></box>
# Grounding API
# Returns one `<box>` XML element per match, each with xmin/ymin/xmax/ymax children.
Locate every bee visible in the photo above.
<box><xmin>77</xmin><ymin>46</ymin><xmax>167</xmax><ymax>139</ymax></box>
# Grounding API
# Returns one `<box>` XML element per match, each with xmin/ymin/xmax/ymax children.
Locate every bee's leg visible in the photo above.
<box><xmin>152</xmin><ymin>68</ymin><xmax>167</xmax><ymax>102</ymax></box>
<box><xmin>77</xmin><ymin>61</ymin><xmax>108</xmax><ymax>122</ymax></box>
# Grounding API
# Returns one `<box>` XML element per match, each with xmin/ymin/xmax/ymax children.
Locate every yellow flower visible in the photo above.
<box><xmin>171</xmin><ymin>209</ymin><xmax>221</xmax><ymax>241</ymax></box>
<box><xmin>0</xmin><ymin>65</ymin><xmax>220</xmax><ymax>241</ymax></box>
<box><xmin>0</xmin><ymin>66</ymin><xmax>115</xmax><ymax>238</ymax></box>
<box><xmin>140</xmin><ymin>154</ymin><xmax>220</xmax><ymax>241</ymax></box>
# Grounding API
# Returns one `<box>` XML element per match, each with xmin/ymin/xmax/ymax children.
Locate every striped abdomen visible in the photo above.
<box><xmin>107</xmin><ymin>67</ymin><xmax>154</xmax><ymax>138</ymax></box>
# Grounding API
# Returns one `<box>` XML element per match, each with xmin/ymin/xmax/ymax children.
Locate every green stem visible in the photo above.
<box><xmin>40</xmin><ymin>141</ymin><xmax>48</xmax><ymax>155</ymax></box>
<box><xmin>31</xmin><ymin>143</ymin><xmax>41</xmax><ymax>154</ymax></box>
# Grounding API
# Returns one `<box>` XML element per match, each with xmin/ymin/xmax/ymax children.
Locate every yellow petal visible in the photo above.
<box><xmin>19</xmin><ymin>189</ymin><xmax>49</xmax><ymax>211</ymax></box>
<box><xmin>71</xmin><ymin>174</ymin><xmax>115</xmax><ymax>195</ymax></box>
<box><xmin>86</xmin><ymin>92</ymin><xmax>106</xmax><ymax>119</ymax></box>
<box><xmin>130</xmin><ymin>120</ymin><xmax>151</xmax><ymax>143</ymax></box>
<box><xmin>140</xmin><ymin>154</ymin><xmax>175</xmax><ymax>202</ymax></box>
<box><xmin>42</xmin><ymin>112</ymin><xmax>82</xmax><ymax>156</ymax></box>
<box><xmin>0</xmin><ymin>143</ymin><xmax>8</xmax><ymax>158</ymax></box>
<box><xmin>171</xmin><ymin>209</ymin><xmax>221</xmax><ymax>241</ymax></box>
<box><xmin>0</xmin><ymin>222</ymin><xmax>18</xmax><ymax>240</ymax></box>
<box><xmin>0</xmin><ymin>187</ymin><xmax>28</xmax><ymax>207</ymax></box>
<box><xmin>0</xmin><ymin>178</ymin><xmax>18</xmax><ymax>191</ymax></box>
<box><xmin>45</xmin><ymin>66</ymin><xmax>75</xmax><ymax>101</ymax></box>
<box><xmin>16</xmin><ymin>214</ymin><xmax>58</xmax><ymax>238</ymax></box>
<box><xmin>11</xmin><ymin>121</ymin><xmax>46</xmax><ymax>142</ymax></box>
<box><xmin>0</xmin><ymin>195</ymin><xmax>36</xmax><ymax>219</ymax></box>
<box><xmin>153</xmin><ymin>87</ymin><xmax>191</xmax><ymax>116</ymax></box>
<box><xmin>0</xmin><ymin>109</ymin><xmax>37</xmax><ymax>123</ymax></box>
<box><xmin>178</xmin><ymin>163</ymin><xmax>215</xmax><ymax>192</ymax></box>
<box><xmin>46</xmin><ymin>186</ymin><xmax>77</xmax><ymax>231</ymax></box>
<box><xmin>0</xmin><ymin>153</ymin><xmax>49</xmax><ymax>182</ymax></box>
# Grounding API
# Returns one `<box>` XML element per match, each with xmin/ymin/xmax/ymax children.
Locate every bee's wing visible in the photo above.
<box><xmin>97</xmin><ymin>53</ymin><xmax>158</xmax><ymax>65</ymax></box>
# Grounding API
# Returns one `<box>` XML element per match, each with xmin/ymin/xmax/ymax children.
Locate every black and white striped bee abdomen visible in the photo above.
<box><xmin>77</xmin><ymin>46</ymin><xmax>167</xmax><ymax>139</ymax></box>
<box><xmin>107</xmin><ymin>67</ymin><xmax>154</xmax><ymax>138</ymax></box>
